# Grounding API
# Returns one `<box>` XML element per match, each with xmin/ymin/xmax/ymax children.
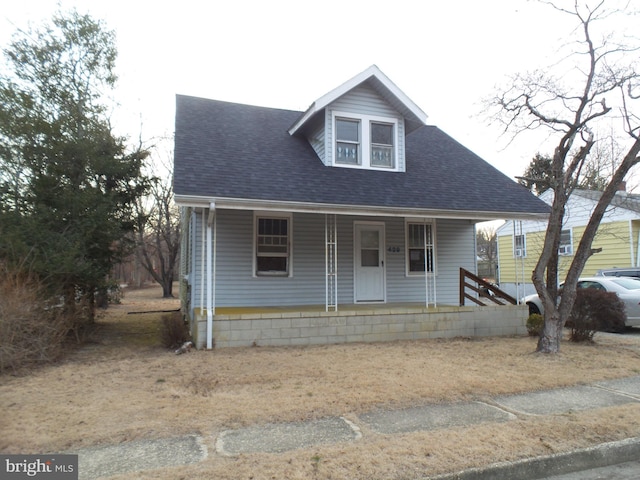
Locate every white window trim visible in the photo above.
<box><xmin>514</xmin><ymin>234</ymin><xmax>526</xmax><ymax>258</ymax></box>
<box><xmin>405</xmin><ymin>218</ymin><xmax>437</xmax><ymax>276</ymax></box>
<box><xmin>559</xmin><ymin>228</ymin><xmax>573</xmax><ymax>256</ymax></box>
<box><xmin>253</xmin><ymin>211</ymin><xmax>293</xmax><ymax>278</ymax></box>
<box><xmin>331</xmin><ymin>110</ymin><xmax>399</xmax><ymax>171</ymax></box>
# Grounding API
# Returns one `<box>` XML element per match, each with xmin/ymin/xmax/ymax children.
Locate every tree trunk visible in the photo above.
<box><xmin>161</xmin><ymin>280</ymin><xmax>174</xmax><ymax>298</ymax></box>
<box><xmin>537</xmin><ymin>309</ymin><xmax>563</xmax><ymax>353</ymax></box>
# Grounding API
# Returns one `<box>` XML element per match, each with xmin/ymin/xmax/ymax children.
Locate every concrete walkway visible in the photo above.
<box><xmin>72</xmin><ymin>375</ymin><xmax>640</xmax><ymax>479</ymax></box>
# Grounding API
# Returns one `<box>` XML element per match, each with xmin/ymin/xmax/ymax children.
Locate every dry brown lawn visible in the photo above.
<box><xmin>2</xmin><ymin>284</ymin><xmax>640</xmax><ymax>479</ymax></box>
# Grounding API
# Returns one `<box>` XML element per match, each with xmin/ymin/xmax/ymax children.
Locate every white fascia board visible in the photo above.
<box><xmin>174</xmin><ymin>194</ymin><xmax>548</xmax><ymax>222</ymax></box>
<box><xmin>174</xmin><ymin>195</ymin><xmax>214</xmax><ymax>208</ymax></box>
<box><xmin>288</xmin><ymin>101</ymin><xmax>318</xmax><ymax>136</ymax></box>
<box><xmin>288</xmin><ymin>65</ymin><xmax>427</xmax><ymax>136</ymax></box>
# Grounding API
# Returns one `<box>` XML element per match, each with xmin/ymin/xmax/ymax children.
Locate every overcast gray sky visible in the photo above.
<box><xmin>1</xmin><ymin>0</ymin><xmax>636</xmax><ymax>183</ymax></box>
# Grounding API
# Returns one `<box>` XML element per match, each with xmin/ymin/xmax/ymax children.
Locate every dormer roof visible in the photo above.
<box><xmin>288</xmin><ymin>65</ymin><xmax>428</xmax><ymax>137</ymax></box>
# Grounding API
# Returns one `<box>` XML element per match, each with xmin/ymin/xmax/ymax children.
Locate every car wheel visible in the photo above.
<box><xmin>527</xmin><ymin>303</ymin><xmax>541</xmax><ymax>316</ymax></box>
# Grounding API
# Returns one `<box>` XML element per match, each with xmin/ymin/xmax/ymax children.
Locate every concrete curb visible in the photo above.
<box><xmin>426</xmin><ymin>436</ymin><xmax>640</xmax><ymax>480</ymax></box>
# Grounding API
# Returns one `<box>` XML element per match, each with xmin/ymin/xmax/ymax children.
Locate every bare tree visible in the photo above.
<box><xmin>487</xmin><ymin>1</ymin><xmax>640</xmax><ymax>353</ymax></box>
<box><xmin>517</xmin><ymin>149</ymin><xmax>611</xmax><ymax>195</ymax></box>
<box><xmin>476</xmin><ymin>227</ymin><xmax>498</xmax><ymax>279</ymax></box>
<box><xmin>135</xmin><ymin>147</ymin><xmax>180</xmax><ymax>298</ymax></box>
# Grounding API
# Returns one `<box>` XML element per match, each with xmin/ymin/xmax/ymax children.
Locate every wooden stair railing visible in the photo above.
<box><xmin>459</xmin><ymin>268</ymin><xmax>517</xmax><ymax>307</ymax></box>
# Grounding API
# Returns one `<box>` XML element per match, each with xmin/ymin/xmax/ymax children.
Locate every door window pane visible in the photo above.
<box><xmin>361</xmin><ymin>230</ymin><xmax>379</xmax><ymax>249</ymax></box>
<box><xmin>361</xmin><ymin>249</ymin><xmax>379</xmax><ymax>267</ymax></box>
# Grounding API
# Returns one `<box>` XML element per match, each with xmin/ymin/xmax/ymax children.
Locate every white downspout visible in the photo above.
<box><xmin>213</xmin><ymin>206</ymin><xmax>217</xmax><ymax>321</ymax></box>
<box><xmin>190</xmin><ymin>211</ymin><xmax>197</xmax><ymax>316</ymax></box>
<box><xmin>206</xmin><ymin>202</ymin><xmax>216</xmax><ymax>350</ymax></box>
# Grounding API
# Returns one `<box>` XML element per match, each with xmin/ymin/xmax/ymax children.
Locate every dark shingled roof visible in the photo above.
<box><xmin>173</xmin><ymin>95</ymin><xmax>549</xmax><ymax>217</ymax></box>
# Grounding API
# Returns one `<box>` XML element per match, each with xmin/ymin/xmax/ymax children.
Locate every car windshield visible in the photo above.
<box><xmin>610</xmin><ymin>277</ymin><xmax>640</xmax><ymax>290</ymax></box>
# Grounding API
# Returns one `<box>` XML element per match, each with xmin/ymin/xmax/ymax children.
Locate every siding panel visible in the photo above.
<box><xmin>308</xmin><ymin>121</ymin><xmax>326</xmax><ymax>164</ymax></box>
<box><xmin>331</xmin><ymin>84</ymin><xmax>399</xmax><ymax>117</ymax></box>
<box><xmin>191</xmin><ymin>211</ymin><xmax>478</xmax><ymax>309</ymax></box>
<box><xmin>435</xmin><ymin>219</ymin><xmax>477</xmax><ymax>305</ymax></box>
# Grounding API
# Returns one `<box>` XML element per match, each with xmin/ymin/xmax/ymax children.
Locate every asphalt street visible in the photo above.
<box><xmin>543</xmin><ymin>459</ymin><xmax>640</xmax><ymax>480</ymax></box>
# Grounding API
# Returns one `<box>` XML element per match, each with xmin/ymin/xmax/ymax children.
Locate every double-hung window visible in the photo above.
<box><xmin>333</xmin><ymin>112</ymin><xmax>398</xmax><ymax>170</ymax></box>
<box><xmin>335</xmin><ymin>118</ymin><xmax>360</xmax><ymax>165</ymax></box>
<box><xmin>370</xmin><ymin>122</ymin><xmax>394</xmax><ymax>168</ymax></box>
<box><xmin>514</xmin><ymin>234</ymin><xmax>526</xmax><ymax>258</ymax></box>
<box><xmin>406</xmin><ymin>221</ymin><xmax>435</xmax><ymax>275</ymax></box>
<box><xmin>559</xmin><ymin>229</ymin><xmax>573</xmax><ymax>255</ymax></box>
<box><xmin>255</xmin><ymin>215</ymin><xmax>291</xmax><ymax>276</ymax></box>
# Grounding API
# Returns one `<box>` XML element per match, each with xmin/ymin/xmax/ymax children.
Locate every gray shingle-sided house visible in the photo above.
<box><xmin>173</xmin><ymin>65</ymin><xmax>549</xmax><ymax>349</ymax></box>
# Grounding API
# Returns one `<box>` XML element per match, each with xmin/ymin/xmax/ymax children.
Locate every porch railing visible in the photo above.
<box><xmin>459</xmin><ymin>268</ymin><xmax>517</xmax><ymax>307</ymax></box>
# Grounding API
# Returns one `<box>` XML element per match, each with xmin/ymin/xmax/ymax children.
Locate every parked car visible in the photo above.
<box><xmin>522</xmin><ymin>277</ymin><xmax>640</xmax><ymax>327</ymax></box>
<box><xmin>596</xmin><ymin>267</ymin><xmax>640</xmax><ymax>279</ymax></box>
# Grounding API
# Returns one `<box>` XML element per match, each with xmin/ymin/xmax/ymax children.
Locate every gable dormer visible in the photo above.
<box><xmin>288</xmin><ymin>65</ymin><xmax>428</xmax><ymax>173</ymax></box>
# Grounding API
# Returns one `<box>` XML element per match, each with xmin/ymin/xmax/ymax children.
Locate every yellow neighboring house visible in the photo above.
<box><xmin>496</xmin><ymin>188</ymin><xmax>640</xmax><ymax>297</ymax></box>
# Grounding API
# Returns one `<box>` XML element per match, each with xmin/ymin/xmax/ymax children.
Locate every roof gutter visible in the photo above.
<box><xmin>174</xmin><ymin>194</ymin><xmax>550</xmax><ymax>222</ymax></box>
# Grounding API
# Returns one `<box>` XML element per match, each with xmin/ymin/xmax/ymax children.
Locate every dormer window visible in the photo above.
<box><xmin>371</xmin><ymin>122</ymin><xmax>394</xmax><ymax>168</ymax></box>
<box><xmin>336</xmin><ymin>118</ymin><xmax>360</xmax><ymax>165</ymax></box>
<box><xmin>332</xmin><ymin>111</ymin><xmax>398</xmax><ymax>171</ymax></box>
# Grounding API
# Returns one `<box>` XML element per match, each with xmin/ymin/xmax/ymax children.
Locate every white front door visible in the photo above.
<box><xmin>354</xmin><ymin>223</ymin><xmax>385</xmax><ymax>302</ymax></box>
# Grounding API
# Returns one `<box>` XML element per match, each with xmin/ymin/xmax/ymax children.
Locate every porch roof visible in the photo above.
<box><xmin>174</xmin><ymin>95</ymin><xmax>549</xmax><ymax>221</ymax></box>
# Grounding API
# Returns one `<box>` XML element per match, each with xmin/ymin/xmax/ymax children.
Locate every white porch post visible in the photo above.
<box><xmin>206</xmin><ymin>202</ymin><xmax>216</xmax><ymax>349</ymax></box>
<box><xmin>200</xmin><ymin>209</ymin><xmax>205</xmax><ymax>314</ymax></box>
<box><xmin>424</xmin><ymin>219</ymin><xmax>437</xmax><ymax>307</ymax></box>
<box><xmin>325</xmin><ymin>213</ymin><xmax>338</xmax><ymax>312</ymax></box>
<box><xmin>424</xmin><ymin>218</ymin><xmax>429</xmax><ymax>308</ymax></box>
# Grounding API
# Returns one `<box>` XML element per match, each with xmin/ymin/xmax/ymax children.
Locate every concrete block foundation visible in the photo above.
<box><xmin>191</xmin><ymin>305</ymin><xmax>528</xmax><ymax>349</ymax></box>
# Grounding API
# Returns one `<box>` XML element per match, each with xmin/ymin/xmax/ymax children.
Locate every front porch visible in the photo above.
<box><xmin>192</xmin><ymin>303</ymin><xmax>529</xmax><ymax>349</ymax></box>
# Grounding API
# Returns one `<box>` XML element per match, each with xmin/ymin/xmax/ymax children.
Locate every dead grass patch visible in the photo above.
<box><xmin>1</xmin><ymin>283</ymin><xmax>640</xmax><ymax>478</ymax></box>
